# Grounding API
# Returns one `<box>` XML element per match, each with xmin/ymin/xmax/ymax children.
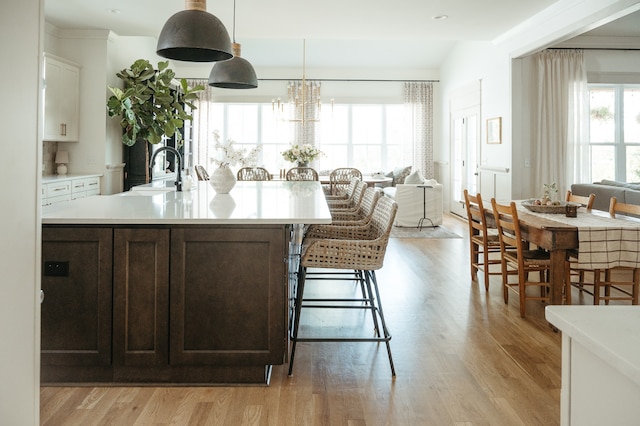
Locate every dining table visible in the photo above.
<box><xmin>318</xmin><ymin>175</ymin><xmax>393</xmax><ymax>187</ymax></box>
<box><xmin>490</xmin><ymin>201</ymin><xmax>640</xmax><ymax>305</ymax></box>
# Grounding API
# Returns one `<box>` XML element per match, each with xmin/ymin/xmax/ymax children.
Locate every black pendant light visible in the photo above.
<box><xmin>157</xmin><ymin>0</ymin><xmax>233</xmax><ymax>63</ymax></box>
<box><xmin>208</xmin><ymin>0</ymin><xmax>258</xmax><ymax>89</ymax></box>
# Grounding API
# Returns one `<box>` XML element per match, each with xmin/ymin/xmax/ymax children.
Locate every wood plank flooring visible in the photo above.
<box><xmin>41</xmin><ymin>214</ymin><xmax>567</xmax><ymax>425</ymax></box>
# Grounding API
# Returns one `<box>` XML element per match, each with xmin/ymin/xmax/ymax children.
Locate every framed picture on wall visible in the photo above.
<box><xmin>486</xmin><ymin>117</ymin><xmax>502</xmax><ymax>144</ymax></box>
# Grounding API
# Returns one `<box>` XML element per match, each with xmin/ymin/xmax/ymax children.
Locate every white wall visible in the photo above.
<box><xmin>439</xmin><ymin>41</ymin><xmax>514</xmax><ymax>206</ymax></box>
<box><xmin>439</xmin><ymin>0</ymin><xmax>640</xmax><ymax>205</ymax></box>
<box><xmin>0</xmin><ymin>0</ymin><xmax>41</xmax><ymax>424</ymax></box>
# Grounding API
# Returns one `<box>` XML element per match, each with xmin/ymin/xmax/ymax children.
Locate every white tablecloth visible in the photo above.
<box><xmin>515</xmin><ymin>203</ymin><xmax>640</xmax><ymax>269</ymax></box>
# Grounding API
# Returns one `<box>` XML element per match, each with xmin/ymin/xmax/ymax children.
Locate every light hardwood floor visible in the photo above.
<box><xmin>40</xmin><ymin>214</ymin><xmax>565</xmax><ymax>425</ymax></box>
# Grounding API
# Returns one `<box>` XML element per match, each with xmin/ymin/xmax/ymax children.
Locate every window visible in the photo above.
<box><xmin>196</xmin><ymin>102</ymin><xmax>405</xmax><ymax>173</ymax></box>
<box><xmin>589</xmin><ymin>84</ymin><xmax>640</xmax><ymax>182</ymax></box>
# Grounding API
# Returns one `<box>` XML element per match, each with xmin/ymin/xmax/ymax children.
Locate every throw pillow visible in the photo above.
<box><xmin>404</xmin><ymin>170</ymin><xmax>424</xmax><ymax>184</ymax></box>
<box><xmin>392</xmin><ymin>166</ymin><xmax>412</xmax><ymax>186</ymax></box>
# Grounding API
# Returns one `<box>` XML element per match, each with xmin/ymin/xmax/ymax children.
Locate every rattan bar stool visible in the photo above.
<box><xmin>288</xmin><ymin>196</ymin><xmax>398</xmax><ymax>376</ymax></box>
<box><xmin>327</xmin><ymin>181</ymin><xmax>367</xmax><ymax>213</ymax></box>
<box><xmin>325</xmin><ymin>177</ymin><xmax>360</xmax><ymax>202</ymax></box>
<box><xmin>329</xmin><ymin>187</ymin><xmax>381</xmax><ymax>224</ymax></box>
<box><xmin>329</xmin><ymin>167</ymin><xmax>363</xmax><ymax>196</ymax></box>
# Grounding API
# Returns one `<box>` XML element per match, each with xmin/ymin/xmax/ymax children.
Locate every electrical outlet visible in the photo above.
<box><xmin>43</xmin><ymin>261</ymin><xmax>69</xmax><ymax>277</ymax></box>
<box><xmin>525</xmin><ymin>159</ymin><xmax>532</xmax><ymax>168</ymax></box>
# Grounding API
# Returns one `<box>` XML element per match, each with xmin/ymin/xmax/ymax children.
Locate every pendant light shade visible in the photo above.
<box><xmin>157</xmin><ymin>0</ymin><xmax>233</xmax><ymax>63</ymax></box>
<box><xmin>209</xmin><ymin>42</ymin><xmax>258</xmax><ymax>89</ymax></box>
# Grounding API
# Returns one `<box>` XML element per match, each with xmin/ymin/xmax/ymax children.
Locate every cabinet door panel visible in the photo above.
<box><xmin>43</xmin><ymin>55</ymin><xmax>79</xmax><ymax>142</ymax></box>
<box><xmin>170</xmin><ymin>227</ymin><xmax>286</xmax><ymax>366</ymax></box>
<box><xmin>113</xmin><ymin>228</ymin><xmax>170</xmax><ymax>367</ymax></box>
<box><xmin>41</xmin><ymin>227</ymin><xmax>112</xmax><ymax>367</ymax></box>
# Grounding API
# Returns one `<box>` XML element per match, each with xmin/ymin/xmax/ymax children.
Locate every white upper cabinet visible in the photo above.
<box><xmin>43</xmin><ymin>54</ymin><xmax>80</xmax><ymax>142</ymax></box>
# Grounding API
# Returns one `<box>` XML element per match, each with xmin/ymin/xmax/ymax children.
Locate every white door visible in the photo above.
<box><xmin>449</xmin><ymin>81</ymin><xmax>481</xmax><ymax>218</ymax></box>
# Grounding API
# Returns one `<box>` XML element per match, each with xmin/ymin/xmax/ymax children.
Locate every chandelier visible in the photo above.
<box><xmin>272</xmin><ymin>40</ymin><xmax>322</xmax><ymax>123</ymax></box>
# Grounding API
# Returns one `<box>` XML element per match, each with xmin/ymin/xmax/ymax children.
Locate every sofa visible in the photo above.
<box><xmin>571</xmin><ymin>180</ymin><xmax>640</xmax><ymax>211</ymax></box>
<box><xmin>380</xmin><ymin>168</ymin><xmax>443</xmax><ymax>227</ymax></box>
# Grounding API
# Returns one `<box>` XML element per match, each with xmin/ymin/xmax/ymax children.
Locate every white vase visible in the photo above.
<box><xmin>209</xmin><ymin>166</ymin><xmax>236</xmax><ymax>194</ymax></box>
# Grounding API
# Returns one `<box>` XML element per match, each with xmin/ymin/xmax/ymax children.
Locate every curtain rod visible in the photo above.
<box><xmin>257</xmin><ymin>78</ymin><xmax>439</xmax><ymax>83</ymax></box>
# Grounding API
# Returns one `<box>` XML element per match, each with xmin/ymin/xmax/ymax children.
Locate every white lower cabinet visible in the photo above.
<box><xmin>42</xmin><ymin>175</ymin><xmax>101</xmax><ymax>206</ymax></box>
<box><xmin>71</xmin><ymin>176</ymin><xmax>100</xmax><ymax>200</ymax></box>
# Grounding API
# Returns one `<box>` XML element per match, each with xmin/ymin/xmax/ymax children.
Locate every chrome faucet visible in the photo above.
<box><xmin>149</xmin><ymin>146</ymin><xmax>183</xmax><ymax>191</ymax></box>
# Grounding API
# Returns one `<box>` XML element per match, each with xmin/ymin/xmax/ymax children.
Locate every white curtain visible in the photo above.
<box><xmin>404</xmin><ymin>82</ymin><xmax>434</xmax><ymax>178</ymax></box>
<box><xmin>187</xmin><ymin>79</ymin><xmax>218</xmax><ymax>173</ymax></box>
<box><xmin>533</xmin><ymin>49</ymin><xmax>589</xmax><ymax>194</ymax></box>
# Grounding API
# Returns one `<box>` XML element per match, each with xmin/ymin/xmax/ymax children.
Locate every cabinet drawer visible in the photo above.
<box><xmin>72</xmin><ymin>177</ymin><xmax>101</xmax><ymax>198</ymax></box>
<box><xmin>45</xmin><ymin>181</ymin><xmax>71</xmax><ymax>198</ymax></box>
<box><xmin>46</xmin><ymin>193</ymin><xmax>72</xmax><ymax>205</ymax></box>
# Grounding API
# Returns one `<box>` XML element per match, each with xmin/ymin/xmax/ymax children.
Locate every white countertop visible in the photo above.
<box><xmin>42</xmin><ymin>180</ymin><xmax>332</xmax><ymax>225</ymax></box>
<box><xmin>546</xmin><ymin>305</ymin><xmax>640</xmax><ymax>387</ymax></box>
<box><xmin>42</xmin><ymin>173</ymin><xmax>103</xmax><ymax>183</ymax></box>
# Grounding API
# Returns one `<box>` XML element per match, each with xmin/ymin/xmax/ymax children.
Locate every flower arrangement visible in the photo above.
<box><xmin>542</xmin><ymin>182</ymin><xmax>558</xmax><ymax>201</ymax></box>
<box><xmin>281</xmin><ymin>143</ymin><xmax>324</xmax><ymax>164</ymax></box>
<box><xmin>210</xmin><ymin>130</ymin><xmax>261</xmax><ymax>168</ymax></box>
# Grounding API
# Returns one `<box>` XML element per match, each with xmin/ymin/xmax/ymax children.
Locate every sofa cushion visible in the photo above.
<box><xmin>597</xmin><ymin>179</ymin><xmax>626</xmax><ymax>187</ymax></box>
<box><xmin>404</xmin><ymin>170</ymin><xmax>424</xmax><ymax>184</ymax></box>
<box><xmin>382</xmin><ymin>186</ymin><xmax>396</xmax><ymax>199</ymax></box>
<box><xmin>392</xmin><ymin>166</ymin><xmax>412</xmax><ymax>186</ymax></box>
<box><xmin>571</xmin><ymin>183</ymin><xmax>627</xmax><ymax>211</ymax></box>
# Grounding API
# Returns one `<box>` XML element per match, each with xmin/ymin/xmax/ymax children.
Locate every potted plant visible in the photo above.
<box><xmin>106</xmin><ymin>59</ymin><xmax>204</xmax><ymax>187</ymax></box>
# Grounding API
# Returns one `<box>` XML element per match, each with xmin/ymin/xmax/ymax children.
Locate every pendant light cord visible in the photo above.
<box><xmin>232</xmin><ymin>0</ymin><xmax>236</xmax><ymax>42</ymax></box>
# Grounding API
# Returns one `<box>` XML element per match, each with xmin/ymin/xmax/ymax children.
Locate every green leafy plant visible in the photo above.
<box><xmin>106</xmin><ymin>59</ymin><xmax>204</xmax><ymax>146</ymax></box>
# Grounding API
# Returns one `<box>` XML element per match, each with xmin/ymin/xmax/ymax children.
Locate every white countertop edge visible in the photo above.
<box><xmin>41</xmin><ymin>218</ymin><xmax>333</xmax><ymax>225</ymax></box>
<box><xmin>42</xmin><ymin>173</ymin><xmax>103</xmax><ymax>183</ymax></box>
<box><xmin>546</xmin><ymin>305</ymin><xmax>640</xmax><ymax>387</ymax></box>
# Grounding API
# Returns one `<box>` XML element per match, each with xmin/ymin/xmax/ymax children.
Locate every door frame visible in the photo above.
<box><xmin>449</xmin><ymin>81</ymin><xmax>482</xmax><ymax>218</ymax></box>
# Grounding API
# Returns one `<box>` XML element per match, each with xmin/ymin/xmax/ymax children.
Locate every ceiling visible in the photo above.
<box><xmin>44</xmin><ymin>0</ymin><xmax>639</xmax><ymax>70</ymax></box>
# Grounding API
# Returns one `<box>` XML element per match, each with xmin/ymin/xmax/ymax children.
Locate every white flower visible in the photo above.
<box><xmin>281</xmin><ymin>143</ymin><xmax>324</xmax><ymax>163</ymax></box>
<box><xmin>210</xmin><ymin>130</ymin><xmax>261</xmax><ymax>168</ymax></box>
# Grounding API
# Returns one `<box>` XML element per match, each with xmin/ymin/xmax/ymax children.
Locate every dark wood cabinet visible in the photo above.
<box><xmin>113</xmin><ymin>228</ymin><xmax>170</xmax><ymax>368</ymax></box>
<box><xmin>170</xmin><ymin>227</ymin><xmax>286</xmax><ymax>367</ymax></box>
<box><xmin>41</xmin><ymin>224</ymin><xmax>289</xmax><ymax>385</ymax></box>
<box><xmin>41</xmin><ymin>227</ymin><xmax>113</xmax><ymax>382</ymax></box>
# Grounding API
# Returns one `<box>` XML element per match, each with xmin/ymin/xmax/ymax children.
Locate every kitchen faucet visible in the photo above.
<box><xmin>149</xmin><ymin>146</ymin><xmax>183</xmax><ymax>191</ymax></box>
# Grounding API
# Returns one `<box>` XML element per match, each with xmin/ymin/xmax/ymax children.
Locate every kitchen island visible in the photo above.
<box><xmin>41</xmin><ymin>180</ymin><xmax>331</xmax><ymax>385</ymax></box>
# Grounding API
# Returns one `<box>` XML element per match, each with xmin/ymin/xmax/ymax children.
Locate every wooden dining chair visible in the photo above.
<box><xmin>566</xmin><ymin>197</ymin><xmax>640</xmax><ymax>305</ymax></box>
<box><xmin>564</xmin><ymin>190</ymin><xmax>596</xmax><ymax>291</ymax></box>
<box><xmin>491</xmin><ymin>199</ymin><xmax>556</xmax><ymax>317</ymax></box>
<box><xmin>566</xmin><ymin>190</ymin><xmax>595</xmax><ymax>210</ymax></box>
<box><xmin>286</xmin><ymin>167</ymin><xmax>319</xmax><ymax>181</ymax></box>
<box><xmin>237</xmin><ymin>167</ymin><xmax>272</xmax><ymax>181</ymax></box>
<box><xmin>463</xmin><ymin>190</ymin><xmax>503</xmax><ymax>291</ymax></box>
<box><xmin>598</xmin><ymin>197</ymin><xmax>640</xmax><ymax>304</ymax></box>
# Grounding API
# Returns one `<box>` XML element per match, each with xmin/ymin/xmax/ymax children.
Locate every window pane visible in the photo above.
<box><xmin>352</xmin><ymin>106</ymin><xmax>382</xmax><ymax>145</ymax></box>
<box><xmin>624</xmin><ymin>88</ymin><xmax>640</xmax><ymax>143</ymax></box>
<box><xmin>591</xmin><ymin>145</ymin><xmax>615</xmax><ymax>182</ymax></box>
<box><xmin>626</xmin><ymin>146</ymin><xmax>640</xmax><ymax>182</ymax></box>
<box><xmin>226</xmin><ymin>104</ymin><xmax>258</xmax><ymax>143</ymax></box>
<box><xmin>590</xmin><ymin>88</ymin><xmax>615</xmax><ymax>143</ymax></box>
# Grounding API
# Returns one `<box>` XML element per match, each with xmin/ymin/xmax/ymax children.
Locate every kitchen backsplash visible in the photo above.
<box><xmin>43</xmin><ymin>142</ymin><xmax>58</xmax><ymax>175</ymax></box>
